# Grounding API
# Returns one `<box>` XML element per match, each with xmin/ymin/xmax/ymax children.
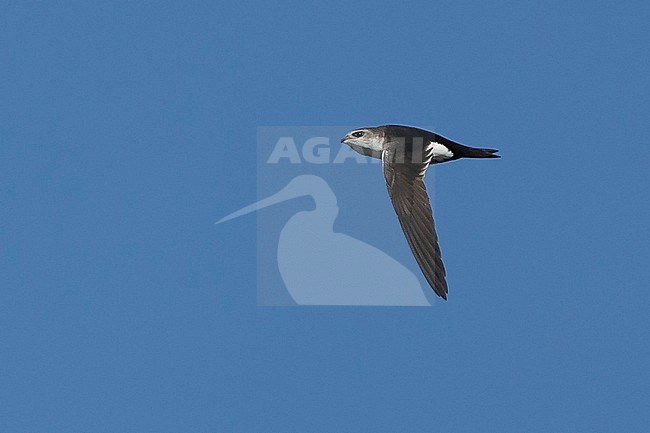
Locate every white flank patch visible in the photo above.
<box><xmin>429</xmin><ymin>141</ymin><xmax>454</xmax><ymax>162</ymax></box>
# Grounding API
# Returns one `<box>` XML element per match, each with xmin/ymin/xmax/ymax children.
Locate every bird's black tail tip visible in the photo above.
<box><xmin>465</xmin><ymin>147</ymin><xmax>500</xmax><ymax>158</ymax></box>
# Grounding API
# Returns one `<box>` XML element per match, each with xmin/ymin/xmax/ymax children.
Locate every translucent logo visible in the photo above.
<box><xmin>217</xmin><ymin>127</ymin><xmax>436</xmax><ymax>306</ymax></box>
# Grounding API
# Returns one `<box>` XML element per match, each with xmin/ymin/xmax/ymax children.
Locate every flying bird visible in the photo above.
<box><xmin>341</xmin><ymin>125</ymin><xmax>500</xmax><ymax>300</ymax></box>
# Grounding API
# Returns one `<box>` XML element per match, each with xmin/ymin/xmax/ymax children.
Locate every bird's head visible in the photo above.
<box><xmin>341</xmin><ymin>127</ymin><xmax>384</xmax><ymax>156</ymax></box>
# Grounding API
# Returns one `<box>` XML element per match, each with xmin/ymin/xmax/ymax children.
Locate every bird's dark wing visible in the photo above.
<box><xmin>382</xmin><ymin>143</ymin><xmax>448</xmax><ymax>299</ymax></box>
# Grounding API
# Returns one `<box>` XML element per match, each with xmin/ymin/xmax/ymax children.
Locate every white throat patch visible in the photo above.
<box><xmin>363</xmin><ymin>137</ymin><xmax>383</xmax><ymax>153</ymax></box>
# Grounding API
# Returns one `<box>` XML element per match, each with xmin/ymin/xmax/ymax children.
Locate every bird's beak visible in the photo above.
<box><xmin>341</xmin><ymin>134</ymin><xmax>350</xmax><ymax>143</ymax></box>
<box><xmin>216</xmin><ymin>180</ymin><xmax>306</xmax><ymax>224</ymax></box>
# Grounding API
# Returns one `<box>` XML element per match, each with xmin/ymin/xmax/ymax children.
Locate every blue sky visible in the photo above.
<box><xmin>2</xmin><ymin>1</ymin><xmax>649</xmax><ymax>432</ymax></box>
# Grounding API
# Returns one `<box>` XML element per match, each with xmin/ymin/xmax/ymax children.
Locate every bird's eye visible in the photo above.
<box><xmin>352</xmin><ymin>131</ymin><xmax>364</xmax><ymax>138</ymax></box>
